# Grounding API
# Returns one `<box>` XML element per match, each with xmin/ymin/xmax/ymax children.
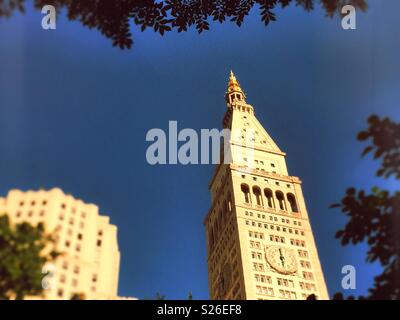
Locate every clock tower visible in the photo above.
<box><xmin>204</xmin><ymin>71</ymin><xmax>329</xmax><ymax>300</ymax></box>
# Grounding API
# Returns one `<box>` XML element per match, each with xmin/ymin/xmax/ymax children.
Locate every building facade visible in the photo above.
<box><xmin>0</xmin><ymin>188</ymin><xmax>120</xmax><ymax>300</ymax></box>
<box><xmin>204</xmin><ymin>72</ymin><xmax>329</xmax><ymax>300</ymax></box>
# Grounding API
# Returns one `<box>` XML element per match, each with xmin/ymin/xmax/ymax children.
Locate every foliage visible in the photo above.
<box><xmin>358</xmin><ymin>115</ymin><xmax>400</xmax><ymax>179</ymax></box>
<box><xmin>0</xmin><ymin>214</ymin><xmax>58</xmax><ymax>300</ymax></box>
<box><xmin>155</xmin><ymin>291</ymin><xmax>166</xmax><ymax>300</ymax></box>
<box><xmin>70</xmin><ymin>292</ymin><xmax>86</xmax><ymax>300</ymax></box>
<box><xmin>331</xmin><ymin>115</ymin><xmax>400</xmax><ymax>300</ymax></box>
<box><xmin>0</xmin><ymin>0</ymin><xmax>368</xmax><ymax>49</ymax></box>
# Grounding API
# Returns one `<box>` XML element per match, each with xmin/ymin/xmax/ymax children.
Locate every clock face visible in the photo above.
<box><xmin>265</xmin><ymin>246</ymin><xmax>297</xmax><ymax>274</ymax></box>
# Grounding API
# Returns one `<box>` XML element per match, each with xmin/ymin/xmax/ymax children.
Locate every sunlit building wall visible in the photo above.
<box><xmin>0</xmin><ymin>188</ymin><xmax>120</xmax><ymax>300</ymax></box>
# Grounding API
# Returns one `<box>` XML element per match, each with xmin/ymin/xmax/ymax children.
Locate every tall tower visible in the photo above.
<box><xmin>204</xmin><ymin>72</ymin><xmax>329</xmax><ymax>300</ymax></box>
<box><xmin>0</xmin><ymin>188</ymin><xmax>121</xmax><ymax>300</ymax></box>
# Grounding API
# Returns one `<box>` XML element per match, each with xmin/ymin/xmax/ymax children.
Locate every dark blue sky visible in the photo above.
<box><xmin>0</xmin><ymin>1</ymin><xmax>399</xmax><ymax>299</ymax></box>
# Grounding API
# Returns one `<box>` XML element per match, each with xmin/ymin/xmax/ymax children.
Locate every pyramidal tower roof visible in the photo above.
<box><xmin>223</xmin><ymin>70</ymin><xmax>284</xmax><ymax>155</ymax></box>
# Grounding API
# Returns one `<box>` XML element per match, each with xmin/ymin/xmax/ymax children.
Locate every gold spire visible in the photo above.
<box><xmin>226</xmin><ymin>70</ymin><xmax>246</xmax><ymax>104</ymax></box>
<box><xmin>227</xmin><ymin>70</ymin><xmax>244</xmax><ymax>94</ymax></box>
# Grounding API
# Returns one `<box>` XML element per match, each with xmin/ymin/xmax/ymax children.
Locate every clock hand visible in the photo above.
<box><xmin>279</xmin><ymin>248</ymin><xmax>285</xmax><ymax>267</ymax></box>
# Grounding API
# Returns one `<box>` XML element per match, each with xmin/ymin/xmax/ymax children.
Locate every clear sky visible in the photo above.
<box><xmin>0</xmin><ymin>0</ymin><xmax>399</xmax><ymax>299</ymax></box>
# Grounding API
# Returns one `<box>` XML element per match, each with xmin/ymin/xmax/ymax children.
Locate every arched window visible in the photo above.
<box><xmin>275</xmin><ymin>191</ymin><xmax>286</xmax><ymax>211</ymax></box>
<box><xmin>264</xmin><ymin>188</ymin><xmax>275</xmax><ymax>208</ymax></box>
<box><xmin>241</xmin><ymin>184</ymin><xmax>251</xmax><ymax>203</ymax></box>
<box><xmin>252</xmin><ymin>186</ymin><xmax>263</xmax><ymax>206</ymax></box>
<box><xmin>229</xmin><ymin>93</ymin><xmax>236</xmax><ymax>104</ymax></box>
<box><xmin>287</xmin><ymin>193</ymin><xmax>299</xmax><ymax>213</ymax></box>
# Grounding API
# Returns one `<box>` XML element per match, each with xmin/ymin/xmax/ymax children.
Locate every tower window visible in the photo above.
<box><xmin>252</xmin><ymin>187</ymin><xmax>263</xmax><ymax>206</ymax></box>
<box><xmin>287</xmin><ymin>193</ymin><xmax>299</xmax><ymax>213</ymax></box>
<box><xmin>264</xmin><ymin>189</ymin><xmax>275</xmax><ymax>208</ymax></box>
<box><xmin>241</xmin><ymin>184</ymin><xmax>251</xmax><ymax>204</ymax></box>
<box><xmin>275</xmin><ymin>191</ymin><xmax>286</xmax><ymax>211</ymax></box>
